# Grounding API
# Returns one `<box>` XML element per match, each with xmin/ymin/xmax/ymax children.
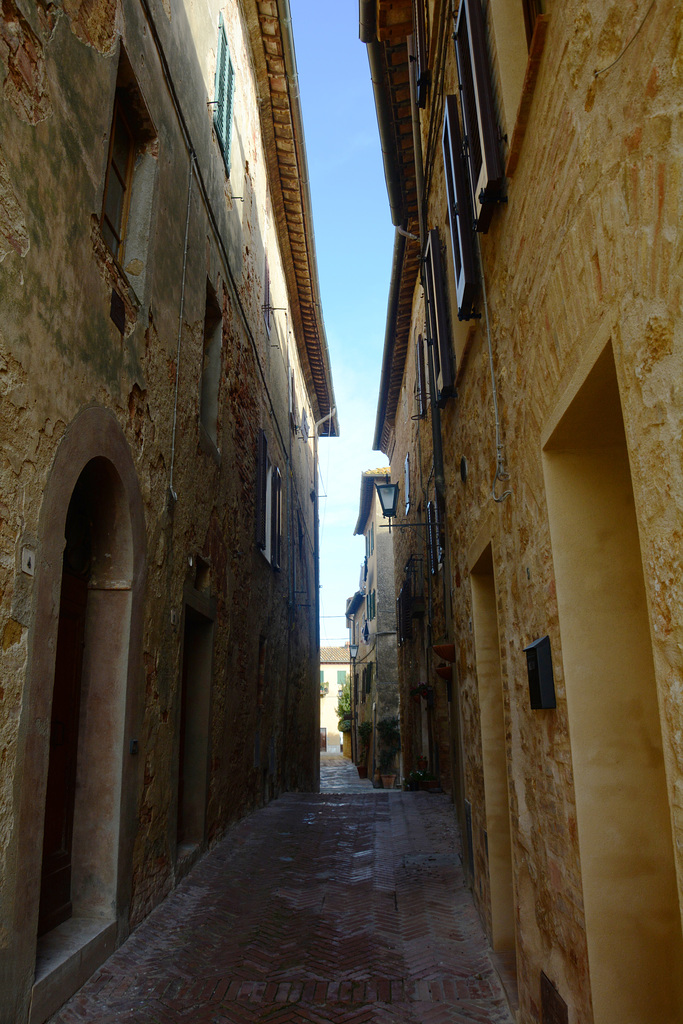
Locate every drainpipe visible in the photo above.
<box><xmin>169</xmin><ymin>152</ymin><xmax>195</xmax><ymax>504</ymax></box>
<box><xmin>312</xmin><ymin>407</ymin><xmax>335</xmax><ymax>786</ymax></box>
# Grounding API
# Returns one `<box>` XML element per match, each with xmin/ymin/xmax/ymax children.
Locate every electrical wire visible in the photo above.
<box><xmin>594</xmin><ymin>0</ymin><xmax>656</xmax><ymax>77</ymax></box>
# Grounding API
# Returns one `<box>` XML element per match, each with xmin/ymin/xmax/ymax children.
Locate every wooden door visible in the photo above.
<box><xmin>38</xmin><ymin>572</ymin><xmax>87</xmax><ymax>936</ymax></box>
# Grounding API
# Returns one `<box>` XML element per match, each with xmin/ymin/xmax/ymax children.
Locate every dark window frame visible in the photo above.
<box><xmin>443</xmin><ymin>94</ymin><xmax>478</xmax><ymax>321</ymax></box>
<box><xmin>454</xmin><ymin>0</ymin><xmax>505</xmax><ymax>233</ymax></box>
<box><xmin>101</xmin><ymin>98</ymin><xmax>135</xmax><ymax>264</ymax></box>
<box><xmin>416</xmin><ymin>334</ymin><xmax>428</xmax><ymax>418</ymax></box>
<box><xmin>412</xmin><ymin>0</ymin><xmax>430</xmax><ymax>107</ymax></box>
<box><xmin>424</xmin><ymin>229</ymin><xmax>454</xmax><ymax>406</ymax></box>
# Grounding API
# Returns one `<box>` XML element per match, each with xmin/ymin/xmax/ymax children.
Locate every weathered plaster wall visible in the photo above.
<box><xmin>0</xmin><ymin>0</ymin><xmax>322</xmax><ymax>1018</ymax></box>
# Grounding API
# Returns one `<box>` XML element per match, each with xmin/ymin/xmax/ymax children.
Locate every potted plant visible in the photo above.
<box><xmin>357</xmin><ymin>720</ymin><xmax>373</xmax><ymax>778</ymax></box>
<box><xmin>376</xmin><ymin>716</ymin><xmax>401</xmax><ymax>789</ymax></box>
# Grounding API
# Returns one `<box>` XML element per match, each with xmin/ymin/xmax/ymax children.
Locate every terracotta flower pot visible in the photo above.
<box><xmin>357</xmin><ymin>765</ymin><xmax>367</xmax><ymax>779</ymax></box>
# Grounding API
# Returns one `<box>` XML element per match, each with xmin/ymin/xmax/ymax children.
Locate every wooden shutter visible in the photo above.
<box><xmin>426</xmin><ymin>501</ymin><xmax>438</xmax><ymax>575</ymax></box>
<box><xmin>289</xmin><ymin>369</ymin><xmax>298</xmax><ymax>430</ymax></box>
<box><xmin>404</xmin><ymin>453</ymin><xmax>411</xmax><ymax>514</ymax></box>
<box><xmin>424</xmin><ymin>229</ymin><xmax>454</xmax><ymax>406</ymax></box>
<box><xmin>416</xmin><ymin>334</ymin><xmax>427</xmax><ymax>418</ymax></box>
<box><xmin>397</xmin><ymin>579</ymin><xmax>413</xmax><ymax>643</ymax></box>
<box><xmin>256</xmin><ymin>430</ymin><xmax>268</xmax><ymax>550</ymax></box>
<box><xmin>454</xmin><ymin>0</ymin><xmax>505</xmax><ymax>232</ymax></box>
<box><xmin>263</xmin><ymin>257</ymin><xmax>271</xmax><ymax>332</ymax></box>
<box><xmin>443</xmin><ymin>95</ymin><xmax>478</xmax><ymax>321</ymax></box>
<box><xmin>413</xmin><ymin>0</ymin><xmax>430</xmax><ymax>108</ymax></box>
<box><xmin>271</xmin><ymin>466</ymin><xmax>282</xmax><ymax>569</ymax></box>
<box><xmin>522</xmin><ymin>0</ymin><xmax>543</xmax><ymax>48</ymax></box>
<box><xmin>214</xmin><ymin>17</ymin><xmax>235</xmax><ymax>172</ymax></box>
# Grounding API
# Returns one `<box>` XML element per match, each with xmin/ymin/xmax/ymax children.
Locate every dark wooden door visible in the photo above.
<box><xmin>38</xmin><ymin>572</ymin><xmax>87</xmax><ymax>936</ymax></box>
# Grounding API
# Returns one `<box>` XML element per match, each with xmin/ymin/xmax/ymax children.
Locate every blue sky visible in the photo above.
<box><xmin>289</xmin><ymin>1</ymin><xmax>393</xmax><ymax>644</ymax></box>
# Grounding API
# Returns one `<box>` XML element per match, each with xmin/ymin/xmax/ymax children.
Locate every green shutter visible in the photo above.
<box><xmin>214</xmin><ymin>17</ymin><xmax>235</xmax><ymax>172</ymax></box>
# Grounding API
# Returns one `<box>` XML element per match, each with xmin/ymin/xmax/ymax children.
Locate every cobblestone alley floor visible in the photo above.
<box><xmin>48</xmin><ymin>756</ymin><xmax>514</xmax><ymax>1024</ymax></box>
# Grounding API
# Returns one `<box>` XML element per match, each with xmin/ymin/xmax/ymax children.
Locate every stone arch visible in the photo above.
<box><xmin>10</xmin><ymin>406</ymin><xmax>146</xmax><ymax>1024</ymax></box>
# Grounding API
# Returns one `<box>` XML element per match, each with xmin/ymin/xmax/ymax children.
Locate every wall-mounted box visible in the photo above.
<box><xmin>523</xmin><ymin>635</ymin><xmax>556</xmax><ymax>709</ymax></box>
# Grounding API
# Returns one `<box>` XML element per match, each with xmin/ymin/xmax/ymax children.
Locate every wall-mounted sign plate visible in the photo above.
<box><xmin>523</xmin><ymin>635</ymin><xmax>556</xmax><ymax>709</ymax></box>
<box><xmin>21</xmin><ymin>547</ymin><xmax>35</xmax><ymax>576</ymax></box>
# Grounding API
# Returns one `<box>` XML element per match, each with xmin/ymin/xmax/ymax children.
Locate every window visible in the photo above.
<box><xmin>320</xmin><ymin>670</ymin><xmax>328</xmax><ymax>695</ymax></box>
<box><xmin>200</xmin><ymin>280</ymin><xmax>222</xmax><ymax>448</ymax></box>
<box><xmin>371</xmin><ymin>523</ymin><xmax>374</xmax><ymax>554</ymax></box>
<box><xmin>263</xmin><ymin>256</ymin><xmax>271</xmax><ymax>333</ymax></box>
<box><xmin>424</xmin><ymin>229</ymin><xmax>454</xmax><ymax>406</ymax></box>
<box><xmin>412</xmin><ymin>0</ymin><xmax>430</xmax><ymax>107</ymax></box>
<box><xmin>270</xmin><ymin>466</ymin><xmax>282</xmax><ymax>570</ymax></box>
<box><xmin>522</xmin><ymin>0</ymin><xmax>544</xmax><ymax>49</ymax></box>
<box><xmin>256</xmin><ymin>430</ymin><xmax>282</xmax><ymax>567</ymax></box>
<box><xmin>214</xmin><ymin>16</ymin><xmax>235</xmax><ymax>173</ymax></box>
<box><xmin>100</xmin><ymin>49</ymin><xmax>157</xmax><ymax>295</ymax></box>
<box><xmin>454</xmin><ymin>0</ymin><xmax>505</xmax><ymax>232</ymax></box>
<box><xmin>404</xmin><ymin>453</ymin><xmax>411</xmax><ymax>515</ymax></box>
<box><xmin>337</xmin><ymin>670</ymin><xmax>346</xmax><ymax>688</ymax></box>
<box><xmin>101</xmin><ymin>101</ymin><xmax>134</xmax><ymax>263</ymax></box>
<box><xmin>397</xmin><ymin>579</ymin><xmax>413</xmax><ymax>645</ymax></box>
<box><xmin>416</xmin><ymin>334</ymin><xmax>428</xmax><ymax>418</ymax></box>
<box><xmin>426</xmin><ymin>497</ymin><xmax>445</xmax><ymax>575</ymax></box>
<box><xmin>289</xmin><ymin>369</ymin><xmax>298</xmax><ymax>431</ymax></box>
<box><xmin>443</xmin><ymin>95</ymin><xmax>478</xmax><ymax>321</ymax></box>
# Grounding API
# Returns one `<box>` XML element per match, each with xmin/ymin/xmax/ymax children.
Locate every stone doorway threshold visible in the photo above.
<box><xmin>489</xmin><ymin>949</ymin><xmax>519</xmax><ymax>1015</ymax></box>
<box><xmin>30</xmin><ymin>918</ymin><xmax>117</xmax><ymax>1024</ymax></box>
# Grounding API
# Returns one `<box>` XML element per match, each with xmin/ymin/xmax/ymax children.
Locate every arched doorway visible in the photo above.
<box><xmin>7</xmin><ymin>408</ymin><xmax>146</xmax><ymax>1024</ymax></box>
<box><xmin>38</xmin><ymin>458</ymin><xmax>134</xmax><ymax>936</ymax></box>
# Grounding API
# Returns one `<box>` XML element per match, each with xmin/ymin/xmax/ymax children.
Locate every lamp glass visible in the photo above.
<box><xmin>349</xmin><ymin>643</ymin><xmax>359</xmax><ymax>659</ymax></box>
<box><xmin>376</xmin><ymin>481</ymin><xmax>399</xmax><ymax>518</ymax></box>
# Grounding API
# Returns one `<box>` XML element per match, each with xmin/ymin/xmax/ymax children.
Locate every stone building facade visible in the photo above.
<box><xmin>319</xmin><ymin>645</ymin><xmax>349</xmax><ymax>755</ymax></box>
<box><xmin>345</xmin><ymin>469</ymin><xmax>399</xmax><ymax>782</ymax></box>
<box><xmin>363</xmin><ymin>0</ymin><xmax>683</xmax><ymax>1020</ymax></box>
<box><xmin>0</xmin><ymin>0</ymin><xmax>336</xmax><ymax>1020</ymax></box>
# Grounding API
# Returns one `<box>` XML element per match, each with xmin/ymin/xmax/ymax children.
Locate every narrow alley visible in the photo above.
<box><xmin>45</xmin><ymin>759</ymin><xmax>514</xmax><ymax>1024</ymax></box>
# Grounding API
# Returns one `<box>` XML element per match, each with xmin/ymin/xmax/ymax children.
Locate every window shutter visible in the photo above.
<box><xmin>426</xmin><ymin>500</ymin><xmax>438</xmax><ymax>575</ymax></box>
<box><xmin>263</xmin><ymin>257</ymin><xmax>271</xmax><ymax>332</ymax></box>
<box><xmin>424</xmin><ymin>229</ymin><xmax>454</xmax><ymax>406</ymax></box>
<box><xmin>522</xmin><ymin>0</ymin><xmax>543</xmax><ymax>48</ymax></box>
<box><xmin>416</xmin><ymin>334</ymin><xmax>427</xmax><ymax>418</ymax></box>
<box><xmin>404</xmin><ymin>453</ymin><xmax>411</xmax><ymax>514</ymax></box>
<box><xmin>443</xmin><ymin>95</ymin><xmax>478</xmax><ymax>321</ymax></box>
<box><xmin>366</xmin><ymin>661</ymin><xmax>373</xmax><ymax>693</ymax></box>
<box><xmin>271</xmin><ymin>465</ymin><xmax>282</xmax><ymax>569</ymax></box>
<box><xmin>454</xmin><ymin>0</ymin><xmax>505</xmax><ymax>232</ymax></box>
<box><xmin>214</xmin><ymin>17</ymin><xmax>235</xmax><ymax>173</ymax></box>
<box><xmin>256</xmin><ymin>429</ymin><xmax>268</xmax><ymax>550</ymax></box>
<box><xmin>413</xmin><ymin>0</ymin><xmax>430</xmax><ymax>107</ymax></box>
<box><xmin>289</xmin><ymin>369</ymin><xmax>298</xmax><ymax>430</ymax></box>
<box><xmin>397</xmin><ymin>579</ymin><xmax>413</xmax><ymax>643</ymax></box>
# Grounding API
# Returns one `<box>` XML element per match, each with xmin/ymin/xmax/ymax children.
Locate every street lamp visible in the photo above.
<box><xmin>375</xmin><ymin>481</ymin><xmax>399</xmax><ymax>530</ymax></box>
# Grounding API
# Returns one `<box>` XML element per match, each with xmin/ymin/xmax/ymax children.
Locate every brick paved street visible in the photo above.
<box><xmin>48</xmin><ymin>760</ymin><xmax>514</xmax><ymax>1024</ymax></box>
